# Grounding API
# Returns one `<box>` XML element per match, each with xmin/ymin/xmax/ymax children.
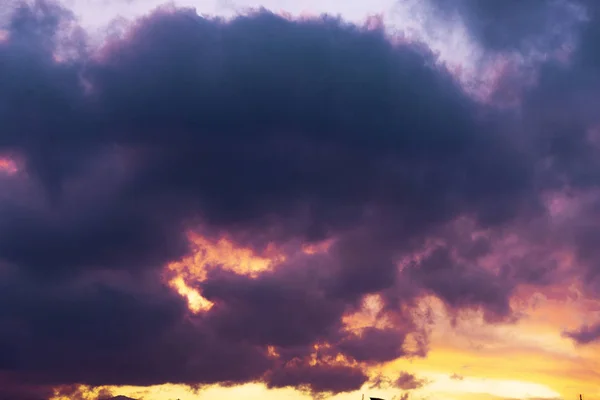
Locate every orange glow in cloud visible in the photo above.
<box><xmin>166</xmin><ymin>232</ymin><xmax>286</xmax><ymax>313</ymax></box>
<box><xmin>0</xmin><ymin>157</ymin><xmax>18</xmax><ymax>175</ymax></box>
<box><xmin>169</xmin><ymin>275</ymin><xmax>214</xmax><ymax>313</ymax></box>
<box><xmin>342</xmin><ymin>293</ymin><xmax>392</xmax><ymax>332</ymax></box>
<box><xmin>166</xmin><ymin>232</ymin><xmax>335</xmax><ymax>313</ymax></box>
<box><xmin>301</xmin><ymin>238</ymin><xmax>334</xmax><ymax>255</ymax></box>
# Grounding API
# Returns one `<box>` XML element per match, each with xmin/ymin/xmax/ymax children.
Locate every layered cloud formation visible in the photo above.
<box><xmin>1</xmin><ymin>0</ymin><xmax>600</xmax><ymax>398</ymax></box>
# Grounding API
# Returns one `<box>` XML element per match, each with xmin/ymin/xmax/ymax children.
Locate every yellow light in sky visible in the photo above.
<box><xmin>425</xmin><ymin>373</ymin><xmax>561</xmax><ymax>399</ymax></box>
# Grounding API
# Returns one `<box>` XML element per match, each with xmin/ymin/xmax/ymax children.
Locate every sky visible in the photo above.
<box><xmin>0</xmin><ymin>0</ymin><xmax>600</xmax><ymax>399</ymax></box>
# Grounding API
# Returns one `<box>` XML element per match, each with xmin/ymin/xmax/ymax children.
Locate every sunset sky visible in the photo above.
<box><xmin>1</xmin><ymin>0</ymin><xmax>600</xmax><ymax>399</ymax></box>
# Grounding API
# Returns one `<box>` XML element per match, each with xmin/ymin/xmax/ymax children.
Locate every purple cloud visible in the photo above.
<box><xmin>394</xmin><ymin>372</ymin><xmax>428</xmax><ymax>390</ymax></box>
<box><xmin>2</xmin><ymin>0</ymin><xmax>600</xmax><ymax>398</ymax></box>
<box><xmin>563</xmin><ymin>322</ymin><xmax>600</xmax><ymax>344</ymax></box>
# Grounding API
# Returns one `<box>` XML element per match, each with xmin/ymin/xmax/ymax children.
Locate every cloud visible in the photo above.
<box><xmin>426</xmin><ymin>0</ymin><xmax>587</xmax><ymax>52</ymax></box>
<box><xmin>266</xmin><ymin>363</ymin><xmax>368</xmax><ymax>393</ymax></box>
<box><xmin>5</xmin><ymin>0</ymin><xmax>513</xmax><ymax>393</ymax></box>
<box><xmin>368</xmin><ymin>374</ymin><xmax>392</xmax><ymax>390</ymax></box>
<box><xmin>2</xmin><ymin>0</ymin><xmax>600</xmax><ymax>397</ymax></box>
<box><xmin>563</xmin><ymin>322</ymin><xmax>600</xmax><ymax>344</ymax></box>
<box><xmin>450</xmin><ymin>373</ymin><xmax>464</xmax><ymax>381</ymax></box>
<box><xmin>0</xmin><ymin>383</ymin><xmax>54</xmax><ymax>400</ymax></box>
<box><xmin>407</xmin><ymin>246</ymin><xmax>515</xmax><ymax>322</ymax></box>
<box><xmin>425</xmin><ymin>0</ymin><xmax>600</xmax><ymax>334</ymax></box>
<box><xmin>394</xmin><ymin>372</ymin><xmax>429</xmax><ymax>391</ymax></box>
<box><xmin>368</xmin><ymin>371</ymin><xmax>429</xmax><ymax>391</ymax></box>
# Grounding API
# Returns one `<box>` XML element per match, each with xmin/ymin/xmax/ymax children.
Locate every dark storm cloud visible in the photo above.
<box><xmin>514</xmin><ymin>1</ymin><xmax>600</xmax><ymax>306</ymax></box>
<box><xmin>200</xmin><ymin>261</ymin><xmax>346</xmax><ymax>348</ymax></box>
<box><xmin>440</xmin><ymin>0</ymin><xmax>600</xmax><ymax>344</ymax></box>
<box><xmin>337</xmin><ymin>327</ymin><xmax>410</xmax><ymax>364</ymax></box>
<box><xmin>408</xmin><ymin>246</ymin><xmax>515</xmax><ymax>322</ymax></box>
<box><xmin>0</xmin><ymin>0</ymin><xmax>536</xmax><ymax>284</ymax></box>
<box><xmin>198</xmin><ymin>257</ymin><xmax>418</xmax><ymax>371</ymax></box>
<box><xmin>266</xmin><ymin>363</ymin><xmax>368</xmax><ymax>394</ymax></box>
<box><xmin>3</xmin><ymin>0</ymin><xmax>535</xmax><ymax>234</ymax></box>
<box><xmin>0</xmin><ymin>382</ymin><xmax>53</xmax><ymax>400</ymax></box>
<box><xmin>2</xmin><ymin>0</ymin><xmax>598</xmax><ymax>397</ymax></box>
<box><xmin>0</xmin><ymin>271</ymin><xmax>276</xmax><ymax>388</ymax></box>
<box><xmin>427</xmin><ymin>0</ymin><xmax>600</xmax><ymax>185</ymax></box>
<box><xmin>0</xmin><ymin>195</ymin><xmax>190</xmax><ymax>278</ymax></box>
<box><xmin>426</xmin><ymin>0</ymin><xmax>586</xmax><ymax>52</ymax></box>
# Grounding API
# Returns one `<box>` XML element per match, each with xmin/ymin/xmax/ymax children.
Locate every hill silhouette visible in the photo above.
<box><xmin>106</xmin><ymin>396</ymin><xmax>137</xmax><ymax>400</ymax></box>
